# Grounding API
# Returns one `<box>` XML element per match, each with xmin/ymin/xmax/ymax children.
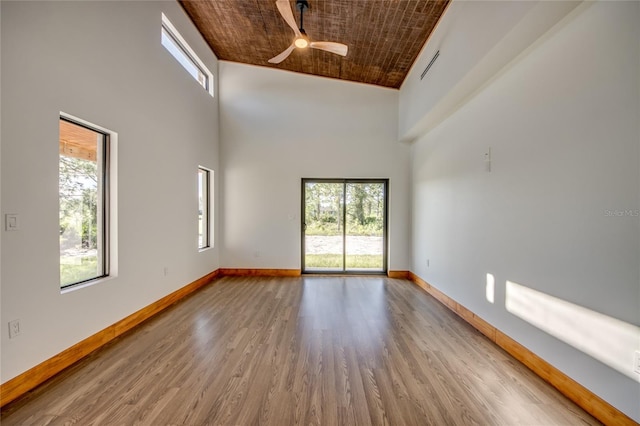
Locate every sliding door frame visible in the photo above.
<box><xmin>301</xmin><ymin>178</ymin><xmax>389</xmax><ymax>275</ymax></box>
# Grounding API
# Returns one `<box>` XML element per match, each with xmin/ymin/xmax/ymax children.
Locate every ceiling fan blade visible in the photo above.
<box><xmin>275</xmin><ymin>0</ymin><xmax>301</xmax><ymax>37</ymax></box>
<box><xmin>268</xmin><ymin>43</ymin><xmax>296</xmax><ymax>64</ymax></box>
<box><xmin>309</xmin><ymin>41</ymin><xmax>348</xmax><ymax>57</ymax></box>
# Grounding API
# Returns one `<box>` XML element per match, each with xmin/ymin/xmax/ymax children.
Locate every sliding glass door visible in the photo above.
<box><xmin>302</xmin><ymin>179</ymin><xmax>388</xmax><ymax>274</ymax></box>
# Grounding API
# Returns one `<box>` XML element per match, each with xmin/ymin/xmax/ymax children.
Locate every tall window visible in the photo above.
<box><xmin>59</xmin><ymin>117</ymin><xmax>110</xmax><ymax>288</ymax></box>
<box><xmin>198</xmin><ymin>167</ymin><xmax>212</xmax><ymax>249</ymax></box>
<box><xmin>161</xmin><ymin>13</ymin><xmax>213</xmax><ymax>96</ymax></box>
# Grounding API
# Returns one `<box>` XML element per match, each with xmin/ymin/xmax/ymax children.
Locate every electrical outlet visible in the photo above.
<box><xmin>634</xmin><ymin>350</ymin><xmax>640</xmax><ymax>375</ymax></box>
<box><xmin>163</xmin><ymin>267</ymin><xmax>169</xmax><ymax>276</ymax></box>
<box><xmin>8</xmin><ymin>319</ymin><xmax>21</xmax><ymax>339</ymax></box>
<box><xmin>426</xmin><ymin>259</ymin><xmax>430</xmax><ymax>268</ymax></box>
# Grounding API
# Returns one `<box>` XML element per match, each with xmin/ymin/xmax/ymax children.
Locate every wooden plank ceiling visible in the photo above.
<box><xmin>179</xmin><ymin>0</ymin><xmax>450</xmax><ymax>89</ymax></box>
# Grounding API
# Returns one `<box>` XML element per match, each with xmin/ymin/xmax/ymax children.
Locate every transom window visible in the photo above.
<box><xmin>161</xmin><ymin>13</ymin><xmax>213</xmax><ymax>96</ymax></box>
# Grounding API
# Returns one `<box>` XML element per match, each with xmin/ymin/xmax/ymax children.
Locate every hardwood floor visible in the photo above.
<box><xmin>1</xmin><ymin>276</ymin><xmax>600</xmax><ymax>425</ymax></box>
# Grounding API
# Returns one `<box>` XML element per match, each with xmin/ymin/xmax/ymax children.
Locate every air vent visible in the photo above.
<box><xmin>420</xmin><ymin>50</ymin><xmax>440</xmax><ymax>80</ymax></box>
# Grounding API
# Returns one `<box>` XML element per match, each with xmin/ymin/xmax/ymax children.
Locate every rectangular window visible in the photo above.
<box><xmin>59</xmin><ymin>117</ymin><xmax>110</xmax><ymax>288</ymax></box>
<box><xmin>161</xmin><ymin>13</ymin><xmax>213</xmax><ymax>96</ymax></box>
<box><xmin>198</xmin><ymin>167</ymin><xmax>212</xmax><ymax>249</ymax></box>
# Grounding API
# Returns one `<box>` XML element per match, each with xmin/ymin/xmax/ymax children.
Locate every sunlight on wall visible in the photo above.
<box><xmin>486</xmin><ymin>273</ymin><xmax>495</xmax><ymax>304</ymax></box>
<box><xmin>506</xmin><ymin>280</ymin><xmax>640</xmax><ymax>381</ymax></box>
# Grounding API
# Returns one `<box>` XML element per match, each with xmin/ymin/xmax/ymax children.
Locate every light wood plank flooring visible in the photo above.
<box><xmin>1</xmin><ymin>276</ymin><xmax>600</xmax><ymax>425</ymax></box>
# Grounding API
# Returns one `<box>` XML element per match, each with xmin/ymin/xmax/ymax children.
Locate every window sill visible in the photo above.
<box><xmin>61</xmin><ymin>275</ymin><xmax>116</xmax><ymax>295</ymax></box>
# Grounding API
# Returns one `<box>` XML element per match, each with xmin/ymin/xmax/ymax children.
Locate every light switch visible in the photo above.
<box><xmin>484</xmin><ymin>147</ymin><xmax>492</xmax><ymax>173</ymax></box>
<box><xmin>5</xmin><ymin>214</ymin><xmax>19</xmax><ymax>231</ymax></box>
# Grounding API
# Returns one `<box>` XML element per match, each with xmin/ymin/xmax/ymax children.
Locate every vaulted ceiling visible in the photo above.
<box><xmin>179</xmin><ymin>0</ymin><xmax>450</xmax><ymax>89</ymax></box>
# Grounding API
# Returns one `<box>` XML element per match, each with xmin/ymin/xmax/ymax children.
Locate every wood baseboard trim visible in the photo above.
<box><xmin>407</xmin><ymin>272</ymin><xmax>637</xmax><ymax>426</ymax></box>
<box><xmin>219</xmin><ymin>268</ymin><xmax>301</xmax><ymax>277</ymax></box>
<box><xmin>0</xmin><ymin>269</ymin><xmax>221</xmax><ymax>408</ymax></box>
<box><xmin>387</xmin><ymin>270</ymin><xmax>410</xmax><ymax>279</ymax></box>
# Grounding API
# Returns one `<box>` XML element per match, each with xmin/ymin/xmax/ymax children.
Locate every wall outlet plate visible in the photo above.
<box><xmin>634</xmin><ymin>350</ymin><xmax>640</xmax><ymax>375</ymax></box>
<box><xmin>5</xmin><ymin>214</ymin><xmax>19</xmax><ymax>231</ymax></box>
<box><xmin>8</xmin><ymin>319</ymin><xmax>21</xmax><ymax>339</ymax></box>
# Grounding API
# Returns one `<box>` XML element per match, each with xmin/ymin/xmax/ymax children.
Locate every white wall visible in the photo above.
<box><xmin>219</xmin><ymin>63</ymin><xmax>410</xmax><ymax>271</ymax></box>
<box><xmin>408</xmin><ymin>1</ymin><xmax>639</xmax><ymax>421</ymax></box>
<box><xmin>398</xmin><ymin>1</ymin><xmax>582</xmax><ymax>143</ymax></box>
<box><xmin>1</xmin><ymin>1</ymin><xmax>219</xmax><ymax>383</ymax></box>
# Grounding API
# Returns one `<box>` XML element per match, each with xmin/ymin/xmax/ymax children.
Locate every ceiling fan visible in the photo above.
<box><xmin>268</xmin><ymin>0</ymin><xmax>348</xmax><ymax>64</ymax></box>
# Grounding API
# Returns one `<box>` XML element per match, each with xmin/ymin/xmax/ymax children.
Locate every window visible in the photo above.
<box><xmin>59</xmin><ymin>116</ymin><xmax>110</xmax><ymax>288</ymax></box>
<box><xmin>198</xmin><ymin>167</ymin><xmax>212</xmax><ymax>249</ymax></box>
<box><xmin>161</xmin><ymin>13</ymin><xmax>213</xmax><ymax>96</ymax></box>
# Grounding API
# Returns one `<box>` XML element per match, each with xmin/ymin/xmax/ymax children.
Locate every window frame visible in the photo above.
<box><xmin>198</xmin><ymin>166</ymin><xmax>213</xmax><ymax>250</ymax></box>
<box><xmin>161</xmin><ymin>13</ymin><xmax>214</xmax><ymax>96</ymax></box>
<box><xmin>59</xmin><ymin>115</ymin><xmax>111</xmax><ymax>289</ymax></box>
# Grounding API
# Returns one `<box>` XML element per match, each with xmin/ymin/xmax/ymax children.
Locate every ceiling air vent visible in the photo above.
<box><xmin>420</xmin><ymin>50</ymin><xmax>440</xmax><ymax>80</ymax></box>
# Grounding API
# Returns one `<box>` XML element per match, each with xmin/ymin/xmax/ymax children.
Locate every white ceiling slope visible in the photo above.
<box><xmin>398</xmin><ymin>0</ymin><xmax>585</xmax><ymax>143</ymax></box>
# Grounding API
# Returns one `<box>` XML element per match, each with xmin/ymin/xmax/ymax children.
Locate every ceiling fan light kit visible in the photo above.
<box><xmin>294</xmin><ymin>35</ymin><xmax>309</xmax><ymax>49</ymax></box>
<box><xmin>268</xmin><ymin>0</ymin><xmax>348</xmax><ymax>64</ymax></box>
